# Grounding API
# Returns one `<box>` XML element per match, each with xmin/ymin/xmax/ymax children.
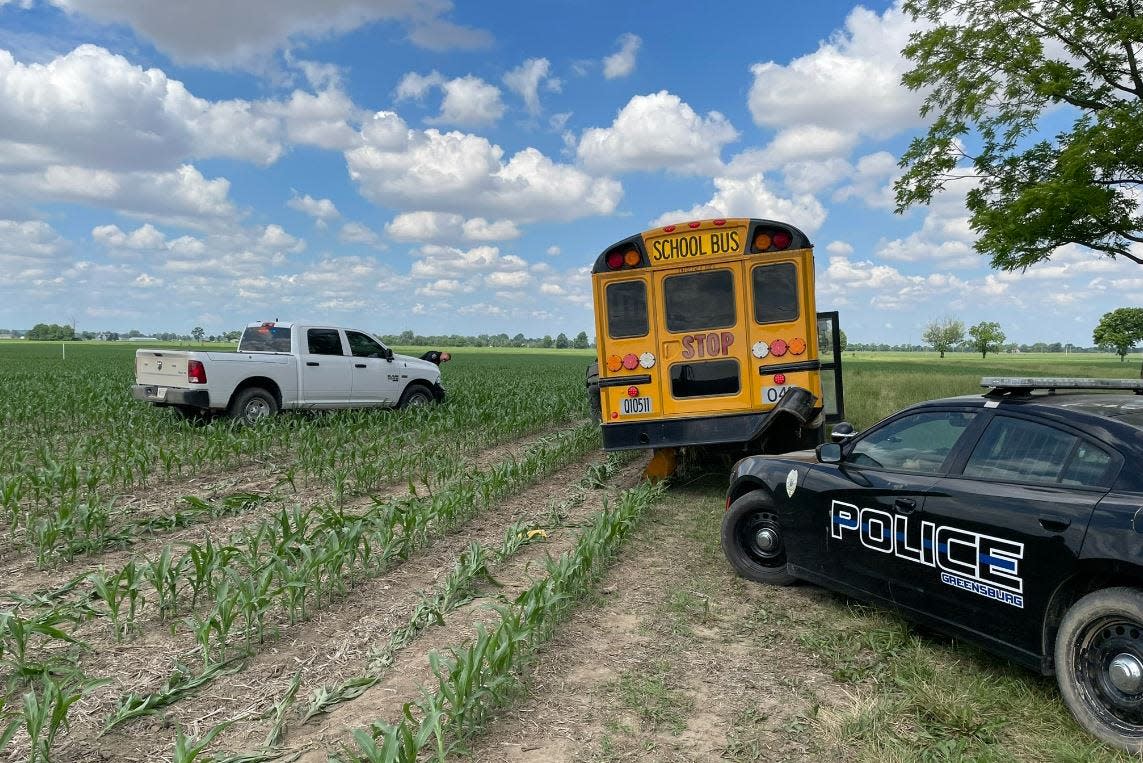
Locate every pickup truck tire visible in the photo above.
<box><xmin>398</xmin><ymin>383</ymin><xmax>433</xmax><ymax>408</ymax></box>
<box><xmin>721</xmin><ymin>492</ymin><xmax>796</xmax><ymax>586</ymax></box>
<box><xmin>229</xmin><ymin>387</ymin><xmax>278</xmax><ymax>425</ymax></box>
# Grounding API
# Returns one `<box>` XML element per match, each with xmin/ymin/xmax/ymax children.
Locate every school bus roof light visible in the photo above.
<box><xmin>606</xmin><ymin>250</ymin><xmax>625</xmax><ymax>270</ymax></box>
<box><xmin>772</xmin><ymin>230</ymin><xmax>792</xmax><ymax>249</ymax></box>
<box><xmin>751</xmin><ymin>225</ymin><xmax>795</xmax><ymax>253</ymax></box>
<box><xmin>623</xmin><ymin>249</ymin><xmax>640</xmax><ymax>267</ymax></box>
<box><xmin>753</xmin><ymin>232</ymin><xmax>772</xmax><ymax>251</ymax></box>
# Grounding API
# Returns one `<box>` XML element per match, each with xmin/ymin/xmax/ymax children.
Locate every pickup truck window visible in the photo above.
<box><xmin>347</xmin><ymin>331</ymin><xmax>385</xmax><ymax>358</ymax></box>
<box><xmin>307</xmin><ymin>328</ymin><xmax>344</xmax><ymax>356</ymax></box>
<box><xmin>239</xmin><ymin>325</ymin><xmax>291</xmax><ymax>352</ymax></box>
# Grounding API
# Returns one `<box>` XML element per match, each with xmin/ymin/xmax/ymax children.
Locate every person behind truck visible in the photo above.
<box><xmin>420</xmin><ymin>350</ymin><xmax>451</xmax><ymax>365</ymax></box>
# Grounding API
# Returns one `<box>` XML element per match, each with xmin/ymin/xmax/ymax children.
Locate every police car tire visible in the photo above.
<box><xmin>721</xmin><ymin>492</ymin><xmax>796</xmax><ymax>586</ymax></box>
<box><xmin>1054</xmin><ymin>587</ymin><xmax>1143</xmax><ymax>753</ymax></box>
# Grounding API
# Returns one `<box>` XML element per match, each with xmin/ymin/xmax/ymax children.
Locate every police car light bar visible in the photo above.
<box><xmin>981</xmin><ymin>377</ymin><xmax>1143</xmax><ymax>395</ymax></box>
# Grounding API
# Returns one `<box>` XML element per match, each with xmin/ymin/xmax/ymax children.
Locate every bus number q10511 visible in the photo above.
<box><xmin>621</xmin><ymin>397</ymin><xmax>653</xmax><ymax>415</ymax></box>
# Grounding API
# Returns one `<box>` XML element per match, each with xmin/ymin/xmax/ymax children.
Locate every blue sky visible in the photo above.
<box><xmin>0</xmin><ymin>0</ymin><xmax>1136</xmax><ymax>344</ymax></box>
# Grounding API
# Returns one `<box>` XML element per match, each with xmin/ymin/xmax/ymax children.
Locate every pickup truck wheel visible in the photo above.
<box><xmin>721</xmin><ymin>492</ymin><xmax>796</xmax><ymax>586</ymax></box>
<box><xmin>229</xmin><ymin>387</ymin><xmax>278</xmax><ymax>425</ymax></box>
<box><xmin>1055</xmin><ymin>587</ymin><xmax>1143</xmax><ymax>753</ymax></box>
<box><xmin>398</xmin><ymin>384</ymin><xmax>433</xmax><ymax>408</ymax></box>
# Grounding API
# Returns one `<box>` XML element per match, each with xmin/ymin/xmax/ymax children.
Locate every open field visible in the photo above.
<box><xmin>0</xmin><ymin>343</ymin><xmax>1139</xmax><ymax>761</ymax></box>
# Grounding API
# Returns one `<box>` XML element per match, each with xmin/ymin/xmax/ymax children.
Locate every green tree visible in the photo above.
<box><xmin>1093</xmin><ymin>307</ymin><xmax>1143</xmax><ymax>366</ymax></box>
<box><xmin>572</xmin><ymin>331</ymin><xmax>589</xmax><ymax>349</ymax></box>
<box><xmin>555</xmin><ymin>332</ymin><xmax>569</xmax><ymax>349</ymax></box>
<box><xmin>921</xmin><ymin>318</ymin><xmax>965</xmax><ymax>358</ymax></box>
<box><xmin>838</xmin><ymin>329</ymin><xmax>848</xmax><ymax>352</ymax></box>
<box><xmin>541</xmin><ymin>335</ymin><xmax>553</xmax><ymax>348</ymax></box>
<box><xmin>968</xmin><ymin>321</ymin><xmax>1006</xmax><ymax>359</ymax></box>
<box><xmin>26</xmin><ymin>323</ymin><xmax>75</xmax><ymax>340</ymax></box>
<box><xmin>896</xmin><ymin>1</ymin><xmax>1143</xmax><ymax>270</ymax></box>
<box><xmin>192</xmin><ymin>326</ymin><xmax>205</xmax><ymax>342</ymax></box>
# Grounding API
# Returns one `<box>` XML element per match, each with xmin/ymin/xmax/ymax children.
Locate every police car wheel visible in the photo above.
<box><xmin>1055</xmin><ymin>587</ymin><xmax>1143</xmax><ymax>753</ymax></box>
<box><xmin>229</xmin><ymin>387</ymin><xmax>277</xmax><ymax>425</ymax></box>
<box><xmin>721</xmin><ymin>492</ymin><xmax>795</xmax><ymax>586</ymax></box>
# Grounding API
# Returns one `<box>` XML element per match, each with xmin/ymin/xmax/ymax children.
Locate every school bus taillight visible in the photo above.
<box><xmin>622</xmin><ymin>353</ymin><xmax>639</xmax><ymax>370</ymax></box>
<box><xmin>628</xmin><ymin>386</ymin><xmax>639</xmax><ymax>396</ymax></box>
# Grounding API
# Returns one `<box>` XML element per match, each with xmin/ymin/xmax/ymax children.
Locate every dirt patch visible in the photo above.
<box><xmin>462</xmin><ymin>476</ymin><xmax>846</xmax><ymax>763</ymax></box>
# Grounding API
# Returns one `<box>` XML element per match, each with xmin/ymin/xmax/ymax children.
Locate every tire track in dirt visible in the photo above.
<box><xmin>275</xmin><ymin>455</ymin><xmax>649</xmax><ymax>763</ymax></box>
<box><xmin>43</xmin><ymin>424</ymin><xmax>597</xmax><ymax>763</ymax></box>
<box><xmin>0</xmin><ymin>421</ymin><xmax>584</xmax><ymax>600</ymax></box>
<box><xmin>457</xmin><ymin>476</ymin><xmax>845</xmax><ymax>763</ymax></box>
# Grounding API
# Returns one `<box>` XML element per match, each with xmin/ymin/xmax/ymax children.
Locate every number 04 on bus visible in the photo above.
<box><xmin>586</xmin><ymin>218</ymin><xmax>844</xmax><ymax>476</ymax></box>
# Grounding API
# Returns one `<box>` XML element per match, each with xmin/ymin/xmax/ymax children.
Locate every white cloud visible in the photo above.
<box><xmin>748</xmin><ymin>4</ymin><xmax>924</xmax><ymax>141</ymax></box>
<box><xmin>546</xmin><ymin>245</ymin><xmax>561</xmax><ymax>256</ymax></box>
<box><xmin>0</xmin><ymin>219</ymin><xmax>69</xmax><ymax>276</ymax></box>
<box><xmin>395</xmin><ymin>70</ymin><xmax>445</xmax><ymax>101</ymax></box>
<box><xmin>650</xmin><ymin>174</ymin><xmax>827</xmax><ymax>233</ymax></box>
<box><xmin>6</xmin><ymin>164</ymin><xmax>238</xmax><ymax>228</ymax></box>
<box><xmin>92</xmin><ymin>223</ymin><xmax>167</xmax><ymax>251</ymax></box>
<box><xmin>49</xmin><ymin>0</ymin><xmax>491</xmax><ymax>68</ymax></box>
<box><xmin>265</xmin><ymin>87</ymin><xmax>361</xmax><ymax>151</ymax></box>
<box><xmin>432</xmin><ymin>75</ymin><xmax>504</xmax><ymax>126</ymax></box>
<box><xmin>384</xmin><ymin>211</ymin><xmax>520</xmax><ymax>243</ymax></box>
<box><xmin>577</xmin><ymin>91</ymin><xmax>738</xmax><ymax>175</ymax></box>
<box><xmin>833</xmin><ymin>151</ymin><xmax>899</xmax><ymax>209</ymax></box>
<box><xmin>396</xmin><ymin>71</ymin><xmax>504</xmax><ymax>127</ymax></box>
<box><xmin>347</xmin><ymin>111</ymin><xmax>622</xmax><ymax>222</ymax></box>
<box><xmin>339</xmin><ymin>221</ymin><xmax>383</xmax><ymax>248</ymax></box>
<box><xmin>602</xmin><ymin>33</ymin><xmax>641</xmax><ymax>79</ymax></box>
<box><xmin>826</xmin><ymin>240</ymin><xmax>854</xmax><ymax>255</ymax></box>
<box><xmin>503</xmin><ymin>58</ymin><xmax>560</xmax><ymax>117</ymax></box>
<box><xmin>0</xmin><ymin>45</ymin><xmax>282</xmax><ymax>171</ymax></box>
<box><xmin>287</xmin><ymin>193</ymin><xmax>340</xmax><ymax>227</ymax></box>
<box><xmin>486</xmin><ymin>270</ymin><xmax>530</xmax><ymax>288</ymax></box>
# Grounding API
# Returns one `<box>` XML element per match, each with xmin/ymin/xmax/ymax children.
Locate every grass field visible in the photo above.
<box><xmin>0</xmin><ymin>342</ymin><xmax>1138</xmax><ymax>761</ymax></box>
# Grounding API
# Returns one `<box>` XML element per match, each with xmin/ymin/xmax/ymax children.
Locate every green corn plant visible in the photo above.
<box><xmin>102</xmin><ymin>659</ymin><xmax>243</xmax><ymax>733</ymax></box>
<box><xmin>263</xmin><ymin>669</ymin><xmax>302</xmax><ymax>749</ymax></box>
<box><xmin>172</xmin><ymin>719</ymin><xmax>234</xmax><ymax>763</ymax></box>
<box><xmin>21</xmin><ymin>674</ymin><xmax>94</xmax><ymax>763</ymax></box>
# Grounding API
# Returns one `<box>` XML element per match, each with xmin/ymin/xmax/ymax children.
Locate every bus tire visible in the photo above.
<box><xmin>586</xmin><ymin>362</ymin><xmax>602</xmax><ymax>420</ymax></box>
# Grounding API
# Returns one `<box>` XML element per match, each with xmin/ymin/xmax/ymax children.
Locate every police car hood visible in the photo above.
<box><xmin>393</xmin><ymin>354</ymin><xmax>441</xmax><ymax>380</ymax></box>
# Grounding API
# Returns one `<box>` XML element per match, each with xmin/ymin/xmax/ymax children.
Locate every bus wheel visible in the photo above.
<box><xmin>721</xmin><ymin>492</ymin><xmax>796</xmax><ymax>585</ymax></box>
<box><xmin>585</xmin><ymin>362</ymin><xmax>602</xmax><ymax>420</ymax></box>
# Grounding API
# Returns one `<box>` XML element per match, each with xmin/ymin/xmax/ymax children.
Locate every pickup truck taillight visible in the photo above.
<box><xmin>187</xmin><ymin>360</ymin><xmax>207</xmax><ymax>384</ymax></box>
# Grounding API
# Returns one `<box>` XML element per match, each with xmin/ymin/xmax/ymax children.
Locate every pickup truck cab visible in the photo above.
<box><xmin>131</xmin><ymin>322</ymin><xmax>445</xmax><ymax>423</ymax></box>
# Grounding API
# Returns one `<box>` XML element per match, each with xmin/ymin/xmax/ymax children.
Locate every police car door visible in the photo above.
<box><xmin>900</xmin><ymin>414</ymin><xmax>1113</xmax><ymax>660</ymax></box>
<box><xmin>806</xmin><ymin>409</ymin><xmax>982</xmax><ymax>604</ymax></box>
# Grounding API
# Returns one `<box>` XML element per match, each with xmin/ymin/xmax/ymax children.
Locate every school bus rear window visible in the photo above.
<box><xmin>670</xmin><ymin>359</ymin><xmax>741</xmax><ymax>398</ymax></box>
<box><xmin>605</xmin><ymin>280</ymin><xmax>648</xmax><ymax>338</ymax></box>
<box><xmin>752</xmin><ymin>262</ymin><xmax>799</xmax><ymax>324</ymax></box>
<box><xmin>664</xmin><ymin>269</ymin><xmax>735</xmax><ymax>332</ymax></box>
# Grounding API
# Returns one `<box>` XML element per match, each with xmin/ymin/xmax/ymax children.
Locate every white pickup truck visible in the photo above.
<box><xmin>131</xmin><ymin>321</ymin><xmax>446</xmax><ymax>423</ymax></box>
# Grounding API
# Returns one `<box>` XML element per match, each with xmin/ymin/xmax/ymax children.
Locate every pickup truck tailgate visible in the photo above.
<box><xmin>135</xmin><ymin>350</ymin><xmax>189</xmax><ymax>386</ymax></box>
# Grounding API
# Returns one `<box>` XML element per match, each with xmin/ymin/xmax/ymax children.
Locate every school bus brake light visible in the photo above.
<box><xmin>627</xmin><ymin>386</ymin><xmax>639</xmax><ymax>397</ymax></box>
<box><xmin>770</xmin><ymin>339</ymin><xmax>789</xmax><ymax>357</ymax></box>
<box><xmin>622</xmin><ymin>353</ymin><xmax>639</xmax><ymax>370</ymax></box>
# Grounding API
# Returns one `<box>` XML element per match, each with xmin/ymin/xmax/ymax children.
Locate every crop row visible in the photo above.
<box><xmin>0</xmin><ymin>422</ymin><xmax>602</xmax><ymax>761</ymax></box>
<box><xmin>347</xmin><ymin>479</ymin><xmax>663</xmax><ymax>762</ymax></box>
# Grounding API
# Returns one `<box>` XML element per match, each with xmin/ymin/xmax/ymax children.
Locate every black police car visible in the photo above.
<box><xmin>721</xmin><ymin>378</ymin><xmax>1143</xmax><ymax>752</ymax></box>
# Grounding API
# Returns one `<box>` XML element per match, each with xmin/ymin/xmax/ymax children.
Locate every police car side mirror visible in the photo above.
<box><xmin>830</xmin><ymin>422</ymin><xmax>856</xmax><ymax>443</ymax></box>
<box><xmin>382</xmin><ymin>347</ymin><xmax>394</xmax><ymax>361</ymax></box>
<box><xmin>817</xmin><ymin>443</ymin><xmax>842</xmax><ymax>463</ymax></box>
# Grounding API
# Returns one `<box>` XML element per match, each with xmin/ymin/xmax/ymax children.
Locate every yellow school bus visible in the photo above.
<box><xmin>587</xmin><ymin>218</ymin><xmax>843</xmax><ymax>473</ymax></box>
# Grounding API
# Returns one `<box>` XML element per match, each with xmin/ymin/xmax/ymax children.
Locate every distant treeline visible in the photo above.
<box><xmin>847</xmin><ymin>342</ymin><xmax>1124</xmax><ymax>354</ymax></box>
<box><xmin>378</xmin><ymin>330</ymin><xmax>592</xmax><ymax>349</ymax></box>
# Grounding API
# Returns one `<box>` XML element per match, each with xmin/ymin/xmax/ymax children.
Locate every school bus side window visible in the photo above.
<box><xmin>664</xmin><ymin>269</ymin><xmax>735</xmax><ymax>332</ymax></box>
<box><xmin>752</xmin><ymin>262</ymin><xmax>799</xmax><ymax>324</ymax></box>
<box><xmin>606</xmin><ymin>280</ymin><xmax>648</xmax><ymax>338</ymax></box>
